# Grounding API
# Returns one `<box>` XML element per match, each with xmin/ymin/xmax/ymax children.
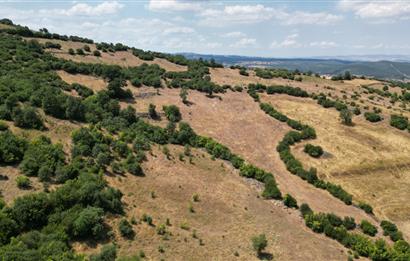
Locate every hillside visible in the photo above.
<box><xmin>1</xmin><ymin>20</ymin><xmax>410</xmax><ymax>261</ymax></box>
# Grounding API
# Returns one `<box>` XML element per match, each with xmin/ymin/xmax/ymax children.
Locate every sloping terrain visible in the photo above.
<box><xmin>1</xmin><ymin>21</ymin><xmax>410</xmax><ymax>261</ymax></box>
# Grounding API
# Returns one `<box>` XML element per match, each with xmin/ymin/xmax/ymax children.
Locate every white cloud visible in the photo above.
<box><xmin>222</xmin><ymin>31</ymin><xmax>247</xmax><ymax>38</ymax></box>
<box><xmin>148</xmin><ymin>0</ymin><xmax>201</xmax><ymax>12</ymax></box>
<box><xmin>230</xmin><ymin>38</ymin><xmax>257</xmax><ymax>48</ymax></box>
<box><xmin>200</xmin><ymin>4</ymin><xmax>275</xmax><ymax>26</ymax></box>
<box><xmin>162</xmin><ymin>26</ymin><xmax>195</xmax><ymax>35</ymax></box>
<box><xmin>339</xmin><ymin>0</ymin><xmax>410</xmax><ymax>19</ymax></box>
<box><xmin>63</xmin><ymin>1</ymin><xmax>123</xmax><ymax>16</ymax></box>
<box><xmin>271</xmin><ymin>33</ymin><xmax>301</xmax><ymax>48</ymax></box>
<box><xmin>309</xmin><ymin>41</ymin><xmax>338</xmax><ymax>48</ymax></box>
<box><xmin>278</xmin><ymin>11</ymin><xmax>342</xmax><ymax>25</ymax></box>
<box><xmin>199</xmin><ymin>4</ymin><xmax>342</xmax><ymax>26</ymax></box>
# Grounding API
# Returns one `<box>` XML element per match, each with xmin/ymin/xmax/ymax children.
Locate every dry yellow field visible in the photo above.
<box><xmin>261</xmin><ymin>93</ymin><xmax>410</xmax><ymax>240</ymax></box>
<box><xmin>74</xmin><ymin>145</ymin><xmax>349</xmax><ymax>261</ymax></box>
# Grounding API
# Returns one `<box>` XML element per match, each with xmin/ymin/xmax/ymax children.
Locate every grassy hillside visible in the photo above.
<box><xmin>1</xmin><ymin>20</ymin><xmax>410</xmax><ymax>261</ymax></box>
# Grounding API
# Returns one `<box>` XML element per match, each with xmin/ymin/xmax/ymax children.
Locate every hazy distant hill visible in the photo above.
<box><xmin>181</xmin><ymin>53</ymin><xmax>410</xmax><ymax>80</ymax></box>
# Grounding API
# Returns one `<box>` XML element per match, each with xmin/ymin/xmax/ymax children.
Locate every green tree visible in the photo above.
<box><xmin>251</xmin><ymin>234</ymin><xmax>268</xmax><ymax>255</ymax></box>
<box><xmin>340</xmin><ymin>109</ymin><xmax>353</xmax><ymax>125</ymax></box>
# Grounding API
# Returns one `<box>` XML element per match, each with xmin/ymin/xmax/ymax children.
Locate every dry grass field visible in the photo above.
<box><xmin>261</xmin><ymin>93</ymin><xmax>410</xmax><ymax>240</ymax></box>
<box><xmin>74</xmin><ymin>145</ymin><xmax>349</xmax><ymax>261</ymax></box>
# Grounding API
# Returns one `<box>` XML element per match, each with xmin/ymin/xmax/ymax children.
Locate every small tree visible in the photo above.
<box><xmin>340</xmin><ymin>109</ymin><xmax>353</xmax><ymax>125</ymax></box>
<box><xmin>68</xmin><ymin>48</ymin><xmax>75</xmax><ymax>55</ymax></box>
<box><xmin>16</xmin><ymin>176</ymin><xmax>30</xmax><ymax>189</ymax></box>
<box><xmin>180</xmin><ymin>88</ymin><xmax>188</xmax><ymax>104</ymax></box>
<box><xmin>118</xmin><ymin>219</ymin><xmax>134</xmax><ymax>239</ymax></box>
<box><xmin>93</xmin><ymin>50</ymin><xmax>101</xmax><ymax>57</ymax></box>
<box><xmin>283</xmin><ymin>194</ymin><xmax>298</xmax><ymax>208</ymax></box>
<box><xmin>251</xmin><ymin>234</ymin><xmax>267</xmax><ymax>256</ymax></box>
<box><xmin>148</xmin><ymin>104</ymin><xmax>158</xmax><ymax>119</ymax></box>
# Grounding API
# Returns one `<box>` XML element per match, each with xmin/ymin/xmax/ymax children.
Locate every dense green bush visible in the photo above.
<box><xmin>119</xmin><ymin>219</ymin><xmax>134</xmax><ymax>239</ymax></box>
<box><xmin>381</xmin><ymin>220</ymin><xmax>403</xmax><ymax>242</ymax></box>
<box><xmin>303</xmin><ymin>144</ymin><xmax>323</xmax><ymax>158</ymax></box>
<box><xmin>360</xmin><ymin>220</ymin><xmax>377</xmax><ymax>236</ymax></box>
<box><xmin>0</xmin><ymin>131</ymin><xmax>27</xmax><ymax>164</ymax></box>
<box><xmin>364</xmin><ymin>112</ymin><xmax>383</xmax><ymax>122</ymax></box>
<box><xmin>163</xmin><ymin>105</ymin><xmax>181</xmax><ymax>122</ymax></box>
<box><xmin>12</xmin><ymin>106</ymin><xmax>44</xmax><ymax>130</ymax></box>
<box><xmin>358</xmin><ymin>202</ymin><xmax>373</xmax><ymax>214</ymax></box>
<box><xmin>390</xmin><ymin>114</ymin><xmax>409</xmax><ymax>130</ymax></box>
<box><xmin>283</xmin><ymin>194</ymin><xmax>298</xmax><ymax>208</ymax></box>
<box><xmin>19</xmin><ymin>136</ymin><xmax>65</xmax><ymax>181</ymax></box>
<box><xmin>16</xmin><ymin>175</ymin><xmax>31</xmax><ymax>189</ymax></box>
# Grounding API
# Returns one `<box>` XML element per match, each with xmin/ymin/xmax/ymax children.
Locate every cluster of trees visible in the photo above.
<box><xmin>0</xmin><ymin>172</ymin><xmax>123</xmax><ymax>259</ymax></box>
<box><xmin>331</xmin><ymin>71</ymin><xmax>353</xmax><ymax>81</ymax></box>
<box><xmin>302</xmin><ymin>205</ymin><xmax>410</xmax><ymax>260</ymax></box>
<box><xmin>0</xmin><ymin>21</ymin><xmax>93</xmax><ymax>44</ymax></box>
<box><xmin>304</xmin><ymin>144</ymin><xmax>324</xmax><ymax>158</ymax></box>
<box><xmin>381</xmin><ymin>220</ymin><xmax>403</xmax><ymax>242</ymax></box>
<box><xmin>316</xmin><ymin>94</ymin><xmax>348</xmax><ymax>111</ymax></box>
<box><xmin>266</xmin><ymin>85</ymin><xmax>309</xmax><ymax>97</ymax></box>
<box><xmin>254</xmin><ymin>68</ymin><xmax>296</xmax><ymax>80</ymax></box>
<box><xmin>165</xmin><ymin>61</ymin><xmax>225</xmax><ymax>95</ymax></box>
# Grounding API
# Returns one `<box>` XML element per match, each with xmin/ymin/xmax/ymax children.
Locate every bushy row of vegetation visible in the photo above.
<box><xmin>259</xmin><ymin>102</ymin><xmax>354</xmax><ymax>205</ymax></box>
<box><xmin>0</xmin><ymin>19</ymin><xmax>93</xmax><ymax>43</ymax></box>
<box><xmin>301</xmin><ymin>204</ymin><xmax>410</xmax><ymax>260</ymax></box>
<box><xmin>254</xmin><ymin>68</ymin><xmax>296</xmax><ymax>80</ymax></box>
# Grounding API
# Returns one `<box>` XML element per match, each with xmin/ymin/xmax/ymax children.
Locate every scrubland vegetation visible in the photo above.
<box><xmin>1</xmin><ymin>19</ymin><xmax>410</xmax><ymax>261</ymax></box>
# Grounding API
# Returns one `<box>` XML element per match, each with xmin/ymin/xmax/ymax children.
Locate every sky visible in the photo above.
<box><xmin>1</xmin><ymin>0</ymin><xmax>410</xmax><ymax>57</ymax></box>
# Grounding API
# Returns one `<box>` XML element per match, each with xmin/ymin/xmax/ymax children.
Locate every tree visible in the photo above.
<box><xmin>344</xmin><ymin>71</ymin><xmax>352</xmax><ymax>80</ymax></box>
<box><xmin>360</xmin><ymin>220</ymin><xmax>377</xmax><ymax>236</ymax></box>
<box><xmin>118</xmin><ymin>219</ymin><xmax>134</xmax><ymax>239</ymax></box>
<box><xmin>90</xmin><ymin>244</ymin><xmax>117</xmax><ymax>261</ymax></box>
<box><xmin>148</xmin><ymin>104</ymin><xmax>158</xmax><ymax>119</ymax></box>
<box><xmin>12</xmin><ymin>106</ymin><xmax>44</xmax><ymax>130</ymax></box>
<box><xmin>283</xmin><ymin>194</ymin><xmax>298</xmax><ymax>208</ymax></box>
<box><xmin>163</xmin><ymin>105</ymin><xmax>181</xmax><ymax>122</ymax></box>
<box><xmin>251</xmin><ymin>234</ymin><xmax>267</xmax><ymax>255</ymax></box>
<box><xmin>180</xmin><ymin>88</ymin><xmax>188</xmax><ymax>104</ymax></box>
<box><xmin>93</xmin><ymin>50</ymin><xmax>101</xmax><ymax>57</ymax></box>
<box><xmin>340</xmin><ymin>109</ymin><xmax>353</xmax><ymax>125</ymax></box>
<box><xmin>303</xmin><ymin>144</ymin><xmax>323</xmax><ymax>158</ymax></box>
<box><xmin>68</xmin><ymin>48</ymin><xmax>75</xmax><ymax>55</ymax></box>
<box><xmin>16</xmin><ymin>175</ymin><xmax>31</xmax><ymax>189</ymax></box>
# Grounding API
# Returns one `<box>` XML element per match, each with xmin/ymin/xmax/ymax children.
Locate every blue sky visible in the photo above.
<box><xmin>1</xmin><ymin>0</ymin><xmax>410</xmax><ymax>57</ymax></box>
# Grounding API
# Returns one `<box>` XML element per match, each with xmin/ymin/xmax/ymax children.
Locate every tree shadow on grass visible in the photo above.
<box><xmin>258</xmin><ymin>252</ymin><xmax>273</xmax><ymax>260</ymax></box>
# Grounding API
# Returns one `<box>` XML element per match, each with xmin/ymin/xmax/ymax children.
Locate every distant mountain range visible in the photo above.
<box><xmin>180</xmin><ymin>53</ymin><xmax>410</xmax><ymax>80</ymax></box>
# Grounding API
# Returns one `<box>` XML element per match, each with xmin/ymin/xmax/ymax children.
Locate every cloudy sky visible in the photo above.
<box><xmin>1</xmin><ymin>0</ymin><xmax>410</xmax><ymax>57</ymax></box>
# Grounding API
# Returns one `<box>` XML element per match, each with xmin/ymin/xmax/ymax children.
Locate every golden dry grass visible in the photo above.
<box><xmin>0</xmin><ymin>166</ymin><xmax>42</xmax><ymax>204</ymax></box>
<box><xmin>261</xmin><ymin>94</ymin><xmax>410</xmax><ymax>240</ymax></box>
<box><xmin>74</xmin><ymin>145</ymin><xmax>349</xmax><ymax>261</ymax></box>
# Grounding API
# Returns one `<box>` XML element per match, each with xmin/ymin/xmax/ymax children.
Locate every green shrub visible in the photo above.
<box><xmin>358</xmin><ymin>202</ymin><xmax>373</xmax><ymax>214</ymax></box>
<box><xmin>360</xmin><ymin>220</ymin><xmax>377</xmax><ymax>236</ymax></box>
<box><xmin>390</xmin><ymin>114</ymin><xmax>408</xmax><ymax>130</ymax></box>
<box><xmin>251</xmin><ymin>234</ymin><xmax>267</xmax><ymax>255</ymax></box>
<box><xmin>16</xmin><ymin>175</ymin><xmax>30</xmax><ymax>189</ymax></box>
<box><xmin>119</xmin><ymin>219</ymin><xmax>134</xmax><ymax>238</ymax></box>
<box><xmin>0</xmin><ymin>121</ymin><xmax>8</xmax><ymax>131</ymax></box>
<box><xmin>12</xmin><ymin>106</ymin><xmax>44</xmax><ymax>130</ymax></box>
<box><xmin>300</xmin><ymin>203</ymin><xmax>313</xmax><ymax>217</ymax></box>
<box><xmin>283</xmin><ymin>194</ymin><xmax>298</xmax><ymax>208</ymax></box>
<box><xmin>93</xmin><ymin>50</ymin><xmax>101</xmax><ymax>57</ymax></box>
<box><xmin>163</xmin><ymin>105</ymin><xmax>181</xmax><ymax>122</ymax></box>
<box><xmin>364</xmin><ymin>112</ymin><xmax>382</xmax><ymax>122</ymax></box>
<box><xmin>343</xmin><ymin>216</ymin><xmax>356</xmax><ymax>230</ymax></box>
<box><xmin>304</xmin><ymin>144</ymin><xmax>324</xmax><ymax>158</ymax></box>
